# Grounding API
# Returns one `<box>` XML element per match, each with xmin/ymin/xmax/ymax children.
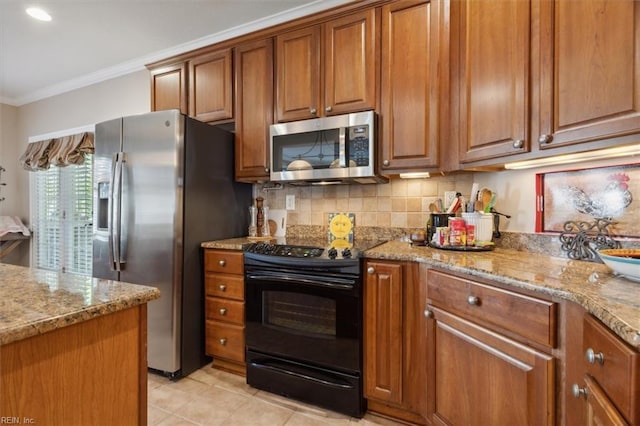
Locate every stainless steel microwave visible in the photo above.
<box><xmin>269</xmin><ymin>110</ymin><xmax>387</xmax><ymax>184</ymax></box>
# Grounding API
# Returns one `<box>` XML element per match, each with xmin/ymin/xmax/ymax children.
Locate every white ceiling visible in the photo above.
<box><xmin>0</xmin><ymin>0</ymin><xmax>355</xmax><ymax>106</ymax></box>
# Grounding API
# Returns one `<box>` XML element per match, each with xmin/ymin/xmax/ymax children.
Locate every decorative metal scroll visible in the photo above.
<box><xmin>559</xmin><ymin>218</ymin><xmax>621</xmax><ymax>262</ymax></box>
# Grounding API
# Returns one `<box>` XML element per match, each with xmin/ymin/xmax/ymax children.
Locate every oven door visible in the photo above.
<box><xmin>245</xmin><ymin>268</ymin><xmax>361</xmax><ymax>373</ymax></box>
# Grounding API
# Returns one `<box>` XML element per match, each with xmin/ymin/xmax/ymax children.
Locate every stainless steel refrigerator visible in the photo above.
<box><xmin>92</xmin><ymin>110</ymin><xmax>252</xmax><ymax>379</ymax></box>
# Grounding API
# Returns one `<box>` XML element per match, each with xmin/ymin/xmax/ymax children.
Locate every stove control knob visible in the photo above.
<box><xmin>342</xmin><ymin>248</ymin><xmax>352</xmax><ymax>258</ymax></box>
<box><xmin>328</xmin><ymin>247</ymin><xmax>338</xmax><ymax>259</ymax></box>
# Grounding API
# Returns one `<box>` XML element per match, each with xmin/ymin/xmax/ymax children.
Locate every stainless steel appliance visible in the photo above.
<box><xmin>92</xmin><ymin>110</ymin><xmax>252</xmax><ymax>379</ymax></box>
<box><xmin>243</xmin><ymin>242</ymin><xmax>370</xmax><ymax>417</ymax></box>
<box><xmin>269</xmin><ymin>110</ymin><xmax>387</xmax><ymax>185</ymax></box>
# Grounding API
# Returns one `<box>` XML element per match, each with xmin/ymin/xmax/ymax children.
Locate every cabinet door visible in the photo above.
<box><xmin>364</xmin><ymin>261</ymin><xmax>403</xmax><ymax>405</ymax></box>
<box><xmin>580</xmin><ymin>376</ymin><xmax>629</xmax><ymax>426</ymax></box>
<box><xmin>536</xmin><ymin>0</ymin><xmax>640</xmax><ymax>150</ymax></box>
<box><xmin>189</xmin><ymin>49</ymin><xmax>233</xmax><ymax>122</ymax></box>
<box><xmin>380</xmin><ymin>0</ymin><xmax>441</xmax><ymax>172</ymax></box>
<box><xmin>150</xmin><ymin>63</ymin><xmax>187</xmax><ymax>114</ymax></box>
<box><xmin>275</xmin><ymin>26</ymin><xmax>321</xmax><ymax>122</ymax></box>
<box><xmin>426</xmin><ymin>306</ymin><xmax>555</xmax><ymax>425</ymax></box>
<box><xmin>452</xmin><ymin>0</ymin><xmax>530</xmax><ymax>163</ymax></box>
<box><xmin>324</xmin><ymin>9</ymin><xmax>376</xmax><ymax>116</ymax></box>
<box><xmin>234</xmin><ymin>38</ymin><xmax>273</xmax><ymax>182</ymax></box>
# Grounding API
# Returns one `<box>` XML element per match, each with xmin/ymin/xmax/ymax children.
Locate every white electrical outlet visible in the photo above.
<box><xmin>444</xmin><ymin>191</ymin><xmax>457</xmax><ymax>210</ymax></box>
<box><xmin>286</xmin><ymin>194</ymin><xmax>296</xmax><ymax>210</ymax></box>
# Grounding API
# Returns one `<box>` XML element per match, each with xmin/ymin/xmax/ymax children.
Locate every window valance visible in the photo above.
<box><xmin>19</xmin><ymin>132</ymin><xmax>94</xmax><ymax>171</ymax></box>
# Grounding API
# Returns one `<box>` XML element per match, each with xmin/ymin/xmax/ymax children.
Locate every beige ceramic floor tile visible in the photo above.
<box><xmin>149</xmin><ymin>383</ymin><xmax>194</xmax><ymax>413</ymax></box>
<box><xmin>224</xmin><ymin>396</ymin><xmax>295</xmax><ymax>425</ymax></box>
<box><xmin>155</xmin><ymin>413</ymin><xmax>199</xmax><ymax>425</ymax></box>
<box><xmin>188</xmin><ymin>365</ymin><xmax>258</xmax><ymax>397</ymax></box>
<box><xmin>285</xmin><ymin>412</ymin><xmax>351</xmax><ymax>425</ymax></box>
<box><xmin>148</xmin><ymin>405</ymin><xmax>172</xmax><ymax>425</ymax></box>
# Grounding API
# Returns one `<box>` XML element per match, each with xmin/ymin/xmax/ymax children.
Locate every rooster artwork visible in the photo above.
<box><xmin>546</xmin><ymin>168</ymin><xmax>640</xmax><ymax>261</ymax></box>
<box><xmin>563</xmin><ymin>173</ymin><xmax>633</xmax><ymax>220</ymax></box>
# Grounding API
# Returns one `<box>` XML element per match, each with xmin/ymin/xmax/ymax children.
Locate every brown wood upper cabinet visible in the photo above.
<box><xmin>452</xmin><ymin>0</ymin><xmax>640</xmax><ymax>166</ymax></box>
<box><xmin>234</xmin><ymin>38</ymin><xmax>274</xmax><ymax>182</ymax></box>
<box><xmin>379</xmin><ymin>0</ymin><xmax>444</xmax><ymax>173</ymax></box>
<box><xmin>188</xmin><ymin>48</ymin><xmax>233</xmax><ymax>123</ymax></box>
<box><xmin>535</xmin><ymin>0</ymin><xmax>640</xmax><ymax>151</ymax></box>
<box><xmin>150</xmin><ymin>62</ymin><xmax>188</xmax><ymax>114</ymax></box>
<box><xmin>275</xmin><ymin>9</ymin><xmax>377</xmax><ymax>122</ymax></box>
<box><xmin>451</xmin><ymin>0</ymin><xmax>531</xmax><ymax>163</ymax></box>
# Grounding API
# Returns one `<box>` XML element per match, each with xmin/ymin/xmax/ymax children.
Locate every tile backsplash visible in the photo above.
<box><xmin>258</xmin><ymin>174</ymin><xmax>475</xmax><ymax>230</ymax></box>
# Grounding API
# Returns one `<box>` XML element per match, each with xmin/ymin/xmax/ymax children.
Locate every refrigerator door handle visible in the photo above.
<box><xmin>110</xmin><ymin>152</ymin><xmax>125</xmax><ymax>271</ymax></box>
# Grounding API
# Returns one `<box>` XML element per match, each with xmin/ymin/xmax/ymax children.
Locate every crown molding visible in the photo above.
<box><xmin>5</xmin><ymin>0</ymin><xmax>354</xmax><ymax>107</ymax></box>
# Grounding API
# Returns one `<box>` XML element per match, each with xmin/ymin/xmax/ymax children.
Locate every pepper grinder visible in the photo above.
<box><xmin>255</xmin><ymin>197</ymin><xmax>265</xmax><ymax>237</ymax></box>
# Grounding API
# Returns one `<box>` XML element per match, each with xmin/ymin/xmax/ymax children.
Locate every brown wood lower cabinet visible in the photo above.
<box><xmin>569</xmin><ymin>313</ymin><xmax>640</xmax><ymax>425</ymax></box>
<box><xmin>363</xmin><ymin>260</ymin><xmax>428</xmax><ymax>425</ymax></box>
<box><xmin>1</xmin><ymin>306</ymin><xmax>148</xmax><ymax>425</ymax></box>
<box><xmin>204</xmin><ymin>249</ymin><xmax>246</xmax><ymax>375</ymax></box>
<box><xmin>425</xmin><ymin>269</ymin><xmax>556</xmax><ymax>425</ymax></box>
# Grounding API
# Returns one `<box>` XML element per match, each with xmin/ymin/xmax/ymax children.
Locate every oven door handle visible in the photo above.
<box><xmin>249</xmin><ymin>360</ymin><xmax>354</xmax><ymax>390</ymax></box>
<box><xmin>246</xmin><ymin>273</ymin><xmax>355</xmax><ymax>290</ymax></box>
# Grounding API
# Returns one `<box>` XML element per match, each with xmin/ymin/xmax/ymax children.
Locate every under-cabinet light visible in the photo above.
<box><xmin>503</xmin><ymin>144</ymin><xmax>640</xmax><ymax>170</ymax></box>
<box><xmin>26</xmin><ymin>7</ymin><xmax>52</xmax><ymax>21</ymax></box>
<box><xmin>399</xmin><ymin>172</ymin><xmax>430</xmax><ymax>179</ymax></box>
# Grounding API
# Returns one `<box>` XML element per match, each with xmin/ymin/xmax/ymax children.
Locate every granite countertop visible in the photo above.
<box><xmin>202</xmin><ymin>237</ymin><xmax>640</xmax><ymax>349</ymax></box>
<box><xmin>0</xmin><ymin>263</ymin><xmax>161</xmax><ymax>346</ymax></box>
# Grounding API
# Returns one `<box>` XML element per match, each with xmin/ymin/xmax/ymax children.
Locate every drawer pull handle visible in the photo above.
<box><xmin>219</xmin><ymin>284</ymin><xmax>227</xmax><ymax>292</ymax></box>
<box><xmin>218</xmin><ymin>259</ymin><xmax>226</xmax><ymax>267</ymax></box>
<box><xmin>367</xmin><ymin>267</ymin><xmax>375</xmax><ymax>275</ymax></box>
<box><xmin>219</xmin><ymin>308</ymin><xmax>227</xmax><ymax>316</ymax></box>
<box><xmin>467</xmin><ymin>295</ymin><xmax>480</xmax><ymax>306</ymax></box>
<box><xmin>572</xmin><ymin>383</ymin><xmax>587</xmax><ymax>399</ymax></box>
<box><xmin>424</xmin><ymin>310</ymin><xmax>433</xmax><ymax>319</ymax></box>
<box><xmin>219</xmin><ymin>338</ymin><xmax>227</xmax><ymax>346</ymax></box>
<box><xmin>586</xmin><ymin>348</ymin><xmax>604</xmax><ymax>365</ymax></box>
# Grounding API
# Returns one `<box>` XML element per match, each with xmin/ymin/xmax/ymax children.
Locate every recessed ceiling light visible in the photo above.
<box><xmin>26</xmin><ymin>7</ymin><xmax>52</xmax><ymax>22</ymax></box>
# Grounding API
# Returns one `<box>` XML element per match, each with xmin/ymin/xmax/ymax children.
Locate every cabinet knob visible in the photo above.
<box><xmin>310</xmin><ymin>108</ymin><xmax>317</xmax><ymax>115</ymax></box>
<box><xmin>218</xmin><ymin>259</ymin><xmax>226</xmax><ymax>267</ymax></box>
<box><xmin>538</xmin><ymin>134</ymin><xmax>553</xmax><ymax>144</ymax></box>
<box><xmin>382</xmin><ymin>160</ymin><xmax>390</xmax><ymax>167</ymax></box>
<box><xmin>325</xmin><ymin>106</ymin><xmax>332</xmax><ymax>113</ymax></box>
<box><xmin>367</xmin><ymin>266</ymin><xmax>375</xmax><ymax>275</ymax></box>
<box><xmin>219</xmin><ymin>338</ymin><xmax>227</xmax><ymax>346</ymax></box>
<box><xmin>586</xmin><ymin>348</ymin><xmax>605</xmax><ymax>365</ymax></box>
<box><xmin>264</xmin><ymin>167</ymin><xmax>269</xmax><ymax>173</ymax></box>
<box><xmin>219</xmin><ymin>284</ymin><xmax>227</xmax><ymax>292</ymax></box>
<box><xmin>467</xmin><ymin>295</ymin><xmax>480</xmax><ymax>306</ymax></box>
<box><xmin>219</xmin><ymin>308</ymin><xmax>227</xmax><ymax>316</ymax></box>
<box><xmin>424</xmin><ymin>309</ymin><xmax>434</xmax><ymax>318</ymax></box>
<box><xmin>512</xmin><ymin>139</ymin><xmax>524</xmax><ymax>149</ymax></box>
<box><xmin>572</xmin><ymin>383</ymin><xmax>587</xmax><ymax>399</ymax></box>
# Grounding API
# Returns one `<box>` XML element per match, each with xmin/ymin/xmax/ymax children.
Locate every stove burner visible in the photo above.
<box><xmin>245</xmin><ymin>242</ymin><xmax>324</xmax><ymax>258</ymax></box>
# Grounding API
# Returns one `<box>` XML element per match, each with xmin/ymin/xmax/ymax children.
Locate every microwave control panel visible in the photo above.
<box><xmin>348</xmin><ymin>125</ymin><xmax>370</xmax><ymax>166</ymax></box>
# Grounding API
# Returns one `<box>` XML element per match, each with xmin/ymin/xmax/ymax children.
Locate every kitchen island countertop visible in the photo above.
<box><xmin>0</xmin><ymin>263</ymin><xmax>160</xmax><ymax>345</ymax></box>
<box><xmin>203</xmin><ymin>238</ymin><xmax>640</xmax><ymax>349</ymax></box>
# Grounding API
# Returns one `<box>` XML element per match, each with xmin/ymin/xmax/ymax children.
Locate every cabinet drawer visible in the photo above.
<box><xmin>427</xmin><ymin>270</ymin><xmax>557</xmax><ymax>348</ymax></box>
<box><xmin>206</xmin><ymin>298</ymin><xmax>244</xmax><ymax>325</ymax></box>
<box><xmin>204</xmin><ymin>250</ymin><xmax>244</xmax><ymax>274</ymax></box>
<box><xmin>205</xmin><ymin>321</ymin><xmax>245</xmax><ymax>363</ymax></box>
<box><xmin>583</xmin><ymin>314</ymin><xmax>639</xmax><ymax>424</ymax></box>
<box><xmin>205</xmin><ymin>274</ymin><xmax>244</xmax><ymax>300</ymax></box>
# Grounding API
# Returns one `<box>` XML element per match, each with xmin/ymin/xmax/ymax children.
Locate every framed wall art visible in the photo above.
<box><xmin>536</xmin><ymin>163</ymin><xmax>640</xmax><ymax>238</ymax></box>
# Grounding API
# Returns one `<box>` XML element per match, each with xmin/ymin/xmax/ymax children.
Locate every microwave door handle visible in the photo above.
<box><xmin>338</xmin><ymin>127</ymin><xmax>346</xmax><ymax>167</ymax></box>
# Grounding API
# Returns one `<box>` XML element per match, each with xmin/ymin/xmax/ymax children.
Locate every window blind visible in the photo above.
<box><xmin>32</xmin><ymin>155</ymin><xmax>93</xmax><ymax>275</ymax></box>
